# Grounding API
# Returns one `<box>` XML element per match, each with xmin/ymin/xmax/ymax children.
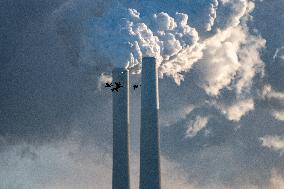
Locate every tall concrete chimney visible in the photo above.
<box><xmin>112</xmin><ymin>68</ymin><xmax>130</xmax><ymax>189</ymax></box>
<box><xmin>139</xmin><ymin>57</ymin><xmax>161</xmax><ymax>189</ymax></box>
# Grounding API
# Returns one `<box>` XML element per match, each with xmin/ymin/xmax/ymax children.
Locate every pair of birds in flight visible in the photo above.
<box><xmin>105</xmin><ymin>82</ymin><xmax>141</xmax><ymax>92</ymax></box>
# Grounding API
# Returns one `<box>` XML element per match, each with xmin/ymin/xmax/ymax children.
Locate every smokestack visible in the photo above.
<box><xmin>112</xmin><ymin>68</ymin><xmax>130</xmax><ymax>189</ymax></box>
<box><xmin>139</xmin><ymin>57</ymin><xmax>161</xmax><ymax>189</ymax></box>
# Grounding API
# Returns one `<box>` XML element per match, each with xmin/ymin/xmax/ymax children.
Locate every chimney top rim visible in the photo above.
<box><xmin>142</xmin><ymin>57</ymin><xmax>156</xmax><ymax>61</ymax></box>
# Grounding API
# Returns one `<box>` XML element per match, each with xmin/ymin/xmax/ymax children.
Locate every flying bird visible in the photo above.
<box><xmin>111</xmin><ymin>82</ymin><xmax>123</xmax><ymax>92</ymax></box>
<box><xmin>105</xmin><ymin>82</ymin><xmax>113</xmax><ymax>87</ymax></box>
<box><xmin>133</xmin><ymin>84</ymin><xmax>139</xmax><ymax>90</ymax></box>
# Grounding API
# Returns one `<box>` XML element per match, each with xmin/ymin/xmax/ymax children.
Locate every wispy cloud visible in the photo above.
<box><xmin>185</xmin><ymin>116</ymin><xmax>209</xmax><ymax>138</ymax></box>
<box><xmin>260</xmin><ymin>135</ymin><xmax>284</xmax><ymax>156</ymax></box>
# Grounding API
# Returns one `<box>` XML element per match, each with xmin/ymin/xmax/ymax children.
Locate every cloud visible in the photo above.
<box><xmin>205</xmin><ymin>0</ymin><xmax>218</xmax><ymax>31</ymax></box>
<box><xmin>161</xmin><ymin>104</ymin><xmax>195</xmax><ymax>127</ymax></box>
<box><xmin>218</xmin><ymin>99</ymin><xmax>255</xmax><ymax>122</ymax></box>
<box><xmin>272</xmin><ymin>110</ymin><xmax>284</xmax><ymax>122</ymax></box>
<box><xmin>0</xmin><ymin>134</ymin><xmax>227</xmax><ymax>189</ymax></box>
<box><xmin>0</xmin><ymin>135</ymin><xmax>112</xmax><ymax>189</ymax></box>
<box><xmin>1</xmin><ymin>133</ymin><xmax>283</xmax><ymax>189</ymax></box>
<box><xmin>261</xmin><ymin>84</ymin><xmax>284</xmax><ymax>122</ymax></box>
<box><xmin>185</xmin><ymin>116</ymin><xmax>209</xmax><ymax>138</ymax></box>
<box><xmin>262</xmin><ymin>85</ymin><xmax>284</xmax><ymax>100</ymax></box>
<box><xmin>260</xmin><ymin>135</ymin><xmax>284</xmax><ymax>156</ymax></box>
<box><xmin>270</xmin><ymin>169</ymin><xmax>284</xmax><ymax>189</ymax></box>
<box><xmin>194</xmin><ymin>28</ymin><xmax>243</xmax><ymax>96</ymax></box>
<box><xmin>97</xmin><ymin>73</ymin><xmax>112</xmax><ymax>90</ymax></box>
<box><xmin>194</xmin><ymin>26</ymin><xmax>265</xmax><ymax>96</ymax></box>
<box><xmin>272</xmin><ymin>47</ymin><xmax>284</xmax><ymax>61</ymax></box>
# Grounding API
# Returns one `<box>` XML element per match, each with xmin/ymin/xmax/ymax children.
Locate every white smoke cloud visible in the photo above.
<box><xmin>80</xmin><ymin>5</ymin><xmax>199</xmax><ymax>75</ymax></box>
<box><xmin>53</xmin><ymin>0</ymin><xmax>266</xmax><ymax>122</ymax></box>
<box><xmin>260</xmin><ymin>135</ymin><xmax>284</xmax><ymax>156</ymax></box>
<box><xmin>79</xmin><ymin>0</ymin><xmax>265</xmax><ymax>91</ymax></box>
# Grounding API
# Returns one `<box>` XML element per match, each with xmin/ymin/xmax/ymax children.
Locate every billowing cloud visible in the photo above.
<box><xmin>55</xmin><ymin>0</ymin><xmax>265</xmax><ymax>93</ymax></box>
<box><xmin>81</xmin><ymin>5</ymin><xmax>201</xmax><ymax>83</ymax></box>
<box><xmin>194</xmin><ymin>27</ymin><xmax>265</xmax><ymax>96</ymax></box>
<box><xmin>74</xmin><ymin>0</ymin><xmax>265</xmax><ymax>124</ymax></box>
<box><xmin>205</xmin><ymin>0</ymin><xmax>218</xmax><ymax>31</ymax></box>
